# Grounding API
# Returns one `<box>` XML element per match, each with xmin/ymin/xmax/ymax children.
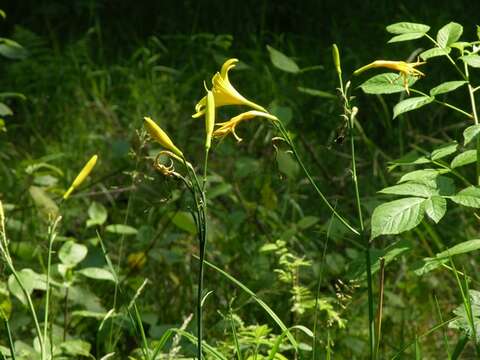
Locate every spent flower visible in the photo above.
<box><xmin>354</xmin><ymin>59</ymin><xmax>426</xmax><ymax>94</ymax></box>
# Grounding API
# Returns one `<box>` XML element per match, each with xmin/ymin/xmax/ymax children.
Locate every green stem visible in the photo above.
<box><xmin>409</xmin><ymin>89</ymin><xmax>472</xmax><ymax>119</ymax></box>
<box><xmin>424</xmin><ymin>34</ymin><xmax>467</xmax><ymax>81</ymax></box>
<box><xmin>3</xmin><ymin>317</ymin><xmax>16</xmax><ymax>360</ymax></box>
<box><xmin>274</xmin><ymin>121</ymin><xmax>359</xmax><ymax>236</ymax></box>
<box><xmin>464</xmin><ymin>64</ymin><xmax>480</xmax><ymax>185</ymax></box>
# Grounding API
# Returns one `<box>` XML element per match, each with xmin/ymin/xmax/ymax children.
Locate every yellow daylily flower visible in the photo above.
<box><xmin>63</xmin><ymin>155</ymin><xmax>98</xmax><ymax>199</ymax></box>
<box><xmin>213</xmin><ymin>110</ymin><xmax>278</xmax><ymax>142</ymax></box>
<box><xmin>192</xmin><ymin>58</ymin><xmax>267</xmax><ymax>118</ymax></box>
<box><xmin>354</xmin><ymin>59</ymin><xmax>425</xmax><ymax>94</ymax></box>
<box><xmin>144</xmin><ymin>117</ymin><xmax>184</xmax><ymax>158</ymax></box>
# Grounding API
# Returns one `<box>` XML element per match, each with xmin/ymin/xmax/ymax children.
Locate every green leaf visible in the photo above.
<box><xmin>430</xmin><ymin>142</ymin><xmax>458</xmax><ymax>160</ymax></box>
<box><xmin>87</xmin><ymin>201</ymin><xmax>108</xmax><ymax>227</ymax></box>
<box><xmin>378</xmin><ymin>182</ymin><xmax>436</xmax><ymax>198</ymax></box>
<box><xmin>105</xmin><ymin>224</ymin><xmax>137</xmax><ymax>235</ymax></box>
<box><xmin>424</xmin><ymin>196</ymin><xmax>447</xmax><ymax>223</ymax></box>
<box><xmin>451</xmin><ymin>150</ymin><xmax>476</xmax><ymax>169</ymax></box>
<box><xmin>266</xmin><ymin>45</ymin><xmax>300</xmax><ymax>74</ymax></box>
<box><xmin>371</xmin><ymin>197</ymin><xmax>426</xmax><ymax>239</ymax></box>
<box><xmin>171</xmin><ymin>211</ymin><xmax>197</xmax><ymax>234</ymax></box>
<box><xmin>8</xmin><ymin>269</ymin><xmax>46</xmax><ymax>306</ymax></box>
<box><xmin>393</xmin><ymin>96</ymin><xmax>434</xmax><ymax>119</ymax></box>
<box><xmin>437</xmin><ymin>22</ymin><xmax>463</xmax><ymax>48</ymax></box>
<box><xmin>0</xmin><ymin>102</ymin><xmax>12</xmax><ymax>116</ymax></box>
<box><xmin>386</xmin><ymin>22</ymin><xmax>430</xmax><ymax>34</ymax></box>
<box><xmin>420</xmin><ymin>47</ymin><xmax>451</xmax><ymax>60</ymax></box>
<box><xmin>297</xmin><ymin>216</ymin><xmax>320</xmax><ymax>229</ymax></box>
<box><xmin>388</xmin><ymin>32</ymin><xmax>425</xmax><ymax>43</ymax></box>
<box><xmin>398</xmin><ymin>169</ymin><xmax>444</xmax><ymax>183</ymax></box>
<box><xmin>359</xmin><ymin>72</ymin><xmax>417</xmax><ymax>94</ymax></box>
<box><xmin>430</xmin><ymin>81</ymin><xmax>467</xmax><ymax>96</ymax></box>
<box><xmin>464</xmin><ymin>124</ymin><xmax>480</xmax><ymax>145</ymax></box>
<box><xmin>29</xmin><ymin>186</ymin><xmax>59</xmax><ymax>220</ymax></box>
<box><xmin>436</xmin><ymin>239</ymin><xmax>480</xmax><ymax>259</ymax></box>
<box><xmin>0</xmin><ymin>10</ymin><xmax>6</xmax><ymax>19</ymax></box>
<box><xmin>460</xmin><ymin>54</ymin><xmax>480</xmax><ymax>68</ymax></box>
<box><xmin>60</xmin><ymin>340</ymin><xmax>92</xmax><ymax>357</ymax></box>
<box><xmin>276</xmin><ymin>150</ymin><xmax>299</xmax><ymax>179</ymax></box>
<box><xmin>0</xmin><ymin>39</ymin><xmax>27</xmax><ymax>59</ymax></box>
<box><xmin>449</xmin><ymin>186</ymin><xmax>480</xmax><ymax>208</ymax></box>
<box><xmin>78</xmin><ymin>267</ymin><xmax>115</xmax><ymax>282</ymax></box>
<box><xmin>297</xmin><ymin>86</ymin><xmax>336</xmax><ymax>99</ymax></box>
<box><xmin>59</xmin><ymin>241</ymin><xmax>88</xmax><ymax>268</ymax></box>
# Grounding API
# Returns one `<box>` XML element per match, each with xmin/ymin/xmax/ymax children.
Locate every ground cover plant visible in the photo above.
<box><xmin>2</xmin><ymin>3</ymin><xmax>480</xmax><ymax>359</ymax></box>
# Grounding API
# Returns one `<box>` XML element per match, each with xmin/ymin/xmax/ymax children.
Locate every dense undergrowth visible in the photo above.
<box><xmin>1</xmin><ymin>3</ymin><xmax>480</xmax><ymax>359</ymax></box>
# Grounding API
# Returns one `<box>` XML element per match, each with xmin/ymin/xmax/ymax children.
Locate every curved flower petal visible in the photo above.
<box><xmin>193</xmin><ymin>58</ymin><xmax>267</xmax><ymax>118</ymax></box>
<box><xmin>213</xmin><ymin>110</ymin><xmax>278</xmax><ymax>142</ymax></box>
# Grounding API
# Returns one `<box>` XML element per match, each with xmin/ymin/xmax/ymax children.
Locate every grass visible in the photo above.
<box><xmin>1</xmin><ymin>4</ymin><xmax>480</xmax><ymax>359</ymax></box>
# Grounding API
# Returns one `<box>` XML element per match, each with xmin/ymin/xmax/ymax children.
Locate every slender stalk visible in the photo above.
<box><xmin>44</xmin><ymin>217</ymin><xmax>61</xmax><ymax>358</ymax></box>
<box><xmin>273</xmin><ymin>120</ymin><xmax>359</xmax><ymax>236</ymax></box>
<box><xmin>3</xmin><ymin>317</ymin><xmax>16</xmax><ymax>360</ymax></box>
<box><xmin>374</xmin><ymin>258</ymin><xmax>385</xmax><ymax>358</ymax></box>
<box><xmin>409</xmin><ymin>89</ymin><xmax>473</xmax><ymax>119</ymax></box>
<box><xmin>464</xmin><ymin>63</ymin><xmax>480</xmax><ymax>185</ymax></box>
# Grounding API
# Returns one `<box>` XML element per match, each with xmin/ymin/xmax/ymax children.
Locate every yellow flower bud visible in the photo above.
<box><xmin>144</xmin><ymin>117</ymin><xmax>183</xmax><ymax>158</ymax></box>
<box><xmin>205</xmin><ymin>90</ymin><xmax>215</xmax><ymax>150</ymax></box>
<box><xmin>63</xmin><ymin>155</ymin><xmax>98</xmax><ymax>199</ymax></box>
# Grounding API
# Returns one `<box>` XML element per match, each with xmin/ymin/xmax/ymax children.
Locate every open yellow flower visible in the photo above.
<box><xmin>192</xmin><ymin>59</ymin><xmax>267</xmax><ymax>118</ymax></box>
<box><xmin>354</xmin><ymin>59</ymin><xmax>425</xmax><ymax>94</ymax></box>
<box><xmin>63</xmin><ymin>155</ymin><xmax>98</xmax><ymax>199</ymax></box>
<box><xmin>144</xmin><ymin>117</ymin><xmax>184</xmax><ymax>158</ymax></box>
<box><xmin>213</xmin><ymin>110</ymin><xmax>278</xmax><ymax>142</ymax></box>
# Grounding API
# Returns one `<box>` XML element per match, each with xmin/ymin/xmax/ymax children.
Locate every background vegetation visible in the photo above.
<box><xmin>2</xmin><ymin>1</ymin><xmax>480</xmax><ymax>359</ymax></box>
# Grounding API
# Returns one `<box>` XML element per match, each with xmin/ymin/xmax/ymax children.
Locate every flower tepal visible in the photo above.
<box><xmin>192</xmin><ymin>58</ymin><xmax>267</xmax><ymax>118</ymax></box>
<box><xmin>213</xmin><ymin>110</ymin><xmax>278</xmax><ymax>142</ymax></box>
<box><xmin>354</xmin><ymin>59</ymin><xmax>426</xmax><ymax>94</ymax></box>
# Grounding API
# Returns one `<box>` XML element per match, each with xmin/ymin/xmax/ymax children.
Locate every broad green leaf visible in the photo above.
<box><xmin>371</xmin><ymin>197</ymin><xmax>426</xmax><ymax>239</ymax></box>
<box><xmin>393</xmin><ymin>96</ymin><xmax>434</xmax><ymax>119</ymax></box>
<box><xmin>388</xmin><ymin>32</ymin><xmax>425</xmax><ymax>43</ymax></box>
<box><xmin>430</xmin><ymin>142</ymin><xmax>458</xmax><ymax>160</ymax></box>
<box><xmin>435</xmin><ymin>239</ymin><xmax>480</xmax><ymax>259</ymax></box>
<box><xmin>78</xmin><ymin>267</ymin><xmax>115</xmax><ymax>282</ymax></box>
<box><xmin>420</xmin><ymin>47</ymin><xmax>451</xmax><ymax>60</ymax></box>
<box><xmin>424</xmin><ymin>196</ymin><xmax>447</xmax><ymax>223</ymax></box>
<box><xmin>437</xmin><ymin>22</ymin><xmax>463</xmax><ymax>48</ymax></box>
<box><xmin>0</xmin><ymin>102</ymin><xmax>12</xmax><ymax>116</ymax></box>
<box><xmin>8</xmin><ymin>269</ymin><xmax>46</xmax><ymax>306</ymax></box>
<box><xmin>297</xmin><ymin>216</ymin><xmax>320</xmax><ymax>229</ymax></box>
<box><xmin>87</xmin><ymin>202</ymin><xmax>108</xmax><ymax>227</ymax></box>
<box><xmin>0</xmin><ymin>39</ymin><xmax>27</xmax><ymax>59</ymax></box>
<box><xmin>359</xmin><ymin>72</ymin><xmax>417</xmax><ymax>94</ymax></box>
<box><xmin>276</xmin><ymin>150</ymin><xmax>299</xmax><ymax>179</ymax></box>
<box><xmin>460</xmin><ymin>54</ymin><xmax>480</xmax><ymax>68</ymax></box>
<box><xmin>398</xmin><ymin>169</ymin><xmax>444</xmax><ymax>183</ymax></box>
<box><xmin>424</xmin><ymin>175</ymin><xmax>455</xmax><ymax>196</ymax></box>
<box><xmin>464</xmin><ymin>124</ymin><xmax>480</xmax><ymax>145</ymax></box>
<box><xmin>449</xmin><ymin>186</ymin><xmax>480</xmax><ymax>208</ymax></box>
<box><xmin>386</xmin><ymin>22</ymin><xmax>430</xmax><ymax>34</ymax></box>
<box><xmin>266</xmin><ymin>45</ymin><xmax>300</xmax><ymax>74</ymax></box>
<box><xmin>414</xmin><ymin>258</ymin><xmax>447</xmax><ymax>276</ymax></box>
<box><xmin>59</xmin><ymin>240</ymin><xmax>88</xmax><ymax>267</ymax></box>
<box><xmin>60</xmin><ymin>340</ymin><xmax>92</xmax><ymax>357</ymax></box>
<box><xmin>451</xmin><ymin>150</ymin><xmax>476</xmax><ymax>168</ymax></box>
<box><xmin>430</xmin><ymin>81</ymin><xmax>467</xmax><ymax>96</ymax></box>
<box><xmin>387</xmin><ymin>151</ymin><xmax>430</xmax><ymax>171</ymax></box>
<box><xmin>105</xmin><ymin>224</ymin><xmax>137</xmax><ymax>235</ymax></box>
<box><xmin>29</xmin><ymin>186</ymin><xmax>59</xmax><ymax>219</ymax></box>
<box><xmin>297</xmin><ymin>86</ymin><xmax>336</xmax><ymax>99</ymax></box>
<box><xmin>0</xmin><ymin>92</ymin><xmax>26</xmax><ymax>100</ymax></box>
<box><xmin>378</xmin><ymin>182</ymin><xmax>435</xmax><ymax>198</ymax></box>
<box><xmin>171</xmin><ymin>211</ymin><xmax>197</xmax><ymax>234</ymax></box>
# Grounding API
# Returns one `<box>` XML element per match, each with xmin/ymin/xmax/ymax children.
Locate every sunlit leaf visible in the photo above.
<box><xmin>424</xmin><ymin>196</ymin><xmax>447</xmax><ymax>223</ymax></box>
<box><xmin>386</xmin><ymin>22</ymin><xmax>430</xmax><ymax>34</ymax></box>
<box><xmin>436</xmin><ymin>22</ymin><xmax>463</xmax><ymax>48</ymax></box>
<box><xmin>451</xmin><ymin>150</ymin><xmax>476</xmax><ymax>169</ymax></box>
<box><xmin>393</xmin><ymin>96</ymin><xmax>434</xmax><ymax>119</ymax></box>
<box><xmin>464</xmin><ymin>124</ymin><xmax>480</xmax><ymax>146</ymax></box>
<box><xmin>266</xmin><ymin>45</ymin><xmax>300</xmax><ymax>74</ymax></box>
<box><xmin>371</xmin><ymin>197</ymin><xmax>426</xmax><ymax>239</ymax></box>
<box><xmin>430</xmin><ymin>81</ymin><xmax>467</xmax><ymax>96</ymax></box>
